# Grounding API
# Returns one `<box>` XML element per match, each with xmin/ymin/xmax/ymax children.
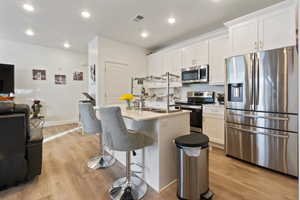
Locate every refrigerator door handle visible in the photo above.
<box><xmin>254</xmin><ymin>53</ymin><xmax>260</xmax><ymax>108</ymax></box>
<box><xmin>229</xmin><ymin>113</ymin><xmax>289</xmax><ymax>121</ymax></box>
<box><xmin>227</xmin><ymin>125</ymin><xmax>289</xmax><ymax>139</ymax></box>
<box><xmin>250</xmin><ymin>53</ymin><xmax>255</xmax><ymax>110</ymax></box>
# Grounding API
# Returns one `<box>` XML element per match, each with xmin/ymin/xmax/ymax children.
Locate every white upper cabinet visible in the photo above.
<box><xmin>194</xmin><ymin>41</ymin><xmax>209</xmax><ymax>65</ymax></box>
<box><xmin>182</xmin><ymin>45</ymin><xmax>194</xmax><ymax>68</ymax></box>
<box><xmin>147</xmin><ymin>53</ymin><xmax>163</xmax><ymax>77</ymax></box>
<box><xmin>226</xmin><ymin>2</ymin><xmax>296</xmax><ymax>56</ymax></box>
<box><xmin>163</xmin><ymin>49</ymin><xmax>182</xmax><ymax>76</ymax></box>
<box><xmin>162</xmin><ymin>52</ymin><xmax>172</xmax><ymax>75</ymax></box>
<box><xmin>258</xmin><ymin>7</ymin><xmax>296</xmax><ymax>51</ymax></box>
<box><xmin>229</xmin><ymin>19</ymin><xmax>258</xmax><ymax>56</ymax></box>
<box><xmin>171</xmin><ymin>49</ymin><xmax>182</xmax><ymax>76</ymax></box>
<box><xmin>209</xmin><ymin>35</ymin><xmax>229</xmax><ymax>85</ymax></box>
<box><xmin>182</xmin><ymin>40</ymin><xmax>209</xmax><ymax>68</ymax></box>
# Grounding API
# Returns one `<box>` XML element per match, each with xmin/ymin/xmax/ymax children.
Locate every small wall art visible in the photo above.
<box><xmin>32</xmin><ymin>69</ymin><xmax>46</xmax><ymax>80</ymax></box>
<box><xmin>55</xmin><ymin>75</ymin><xmax>66</xmax><ymax>85</ymax></box>
<box><xmin>73</xmin><ymin>71</ymin><xmax>83</xmax><ymax>81</ymax></box>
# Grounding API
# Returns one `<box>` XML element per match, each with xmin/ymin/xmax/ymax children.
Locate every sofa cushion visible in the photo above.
<box><xmin>14</xmin><ymin>104</ymin><xmax>31</xmax><ymax>138</ymax></box>
<box><xmin>0</xmin><ymin>101</ymin><xmax>14</xmax><ymax>114</ymax></box>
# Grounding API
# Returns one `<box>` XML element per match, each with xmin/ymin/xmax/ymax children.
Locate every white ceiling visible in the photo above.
<box><xmin>0</xmin><ymin>0</ymin><xmax>285</xmax><ymax>53</ymax></box>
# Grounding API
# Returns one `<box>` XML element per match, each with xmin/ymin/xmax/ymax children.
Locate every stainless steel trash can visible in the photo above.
<box><xmin>175</xmin><ymin>133</ymin><xmax>214</xmax><ymax>200</ymax></box>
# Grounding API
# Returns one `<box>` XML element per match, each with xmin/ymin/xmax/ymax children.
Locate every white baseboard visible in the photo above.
<box><xmin>44</xmin><ymin>120</ymin><xmax>79</xmax><ymax>127</ymax></box>
<box><xmin>159</xmin><ymin>179</ymin><xmax>177</xmax><ymax>193</ymax></box>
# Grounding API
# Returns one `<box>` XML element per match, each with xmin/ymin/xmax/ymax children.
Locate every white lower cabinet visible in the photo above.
<box><xmin>202</xmin><ymin>105</ymin><xmax>225</xmax><ymax>148</ymax></box>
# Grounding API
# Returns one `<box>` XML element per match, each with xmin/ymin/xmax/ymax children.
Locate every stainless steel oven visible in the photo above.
<box><xmin>181</xmin><ymin>65</ymin><xmax>209</xmax><ymax>84</ymax></box>
<box><xmin>176</xmin><ymin>91</ymin><xmax>215</xmax><ymax>133</ymax></box>
<box><xmin>179</xmin><ymin>105</ymin><xmax>203</xmax><ymax>133</ymax></box>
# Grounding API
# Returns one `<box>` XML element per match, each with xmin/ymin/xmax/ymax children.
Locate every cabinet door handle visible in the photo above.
<box><xmin>192</xmin><ymin>59</ymin><xmax>196</xmax><ymax>65</ymax></box>
<box><xmin>254</xmin><ymin>42</ymin><xmax>258</xmax><ymax>50</ymax></box>
<box><xmin>259</xmin><ymin>41</ymin><xmax>263</xmax><ymax>49</ymax></box>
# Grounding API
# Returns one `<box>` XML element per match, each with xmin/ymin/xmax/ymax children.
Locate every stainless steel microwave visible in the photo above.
<box><xmin>181</xmin><ymin>65</ymin><xmax>209</xmax><ymax>84</ymax></box>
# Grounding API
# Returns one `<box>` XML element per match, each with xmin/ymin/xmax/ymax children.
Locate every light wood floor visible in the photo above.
<box><xmin>43</xmin><ymin>123</ymin><xmax>79</xmax><ymax>138</ymax></box>
<box><xmin>0</xmin><ymin>125</ymin><xmax>298</xmax><ymax>200</ymax></box>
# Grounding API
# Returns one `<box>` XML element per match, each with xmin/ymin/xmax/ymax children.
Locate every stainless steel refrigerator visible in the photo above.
<box><xmin>225</xmin><ymin>46</ymin><xmax>298</xmax><ymax>177</ymax></box>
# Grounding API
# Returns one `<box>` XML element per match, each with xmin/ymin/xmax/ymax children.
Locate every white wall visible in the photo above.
<box><xmin>88</xmin><ymin>36</ymin><xmax>148</xmax><ymax>106</ymax></box>
<box><xmin>0</xmin><ymin>39</ymin><xmax>88</xmax><ymax>126</ymax></box>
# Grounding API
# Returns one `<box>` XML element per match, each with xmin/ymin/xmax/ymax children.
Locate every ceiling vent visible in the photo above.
<box><xmin>133</xmin><ymin>15</ymin><xmax>144</xmax><ymax>22</ymax></box>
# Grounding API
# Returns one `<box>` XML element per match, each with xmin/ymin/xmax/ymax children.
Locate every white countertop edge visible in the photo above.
<box><xmin>95</xmin><ymin>105</ymin><xmax>191</xmax><ymax>121</ymax></box>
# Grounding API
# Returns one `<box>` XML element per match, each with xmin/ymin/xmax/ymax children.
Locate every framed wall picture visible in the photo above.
<box><xmin>33</xmin><ymin>69</ymin><xmax>46</xmax><ymax>80</ymax></box>
<box><xmin>55</xmin><ymin>75</ymin><xmax>66</xmax><ymax>85</ymax></box>
<box><xmin>73</xmin><ymin>71</ymin><xmax>83</xmax><ymax>81</ymax></box>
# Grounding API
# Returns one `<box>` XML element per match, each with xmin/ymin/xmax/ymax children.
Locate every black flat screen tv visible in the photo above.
<box><xmin>0</xmin><ymin>64</ymin><xmax>14</xmax><ymax>94</ymax></box>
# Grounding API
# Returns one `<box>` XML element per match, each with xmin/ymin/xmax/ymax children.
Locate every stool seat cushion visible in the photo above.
<box><xmin>115</xmin><ymin>131</ymin><xmax>153</xmax><ymax>152</ymax></box>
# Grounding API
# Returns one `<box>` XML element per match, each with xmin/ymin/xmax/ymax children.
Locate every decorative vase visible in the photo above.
<box><xmin>31</xmin><ymin>100</ymin><xmax>42</xmax><ymax>118</ymax></box>
<box><xmin>126</xmin><ymin>100</ymin><xmax>131</xmax><ymax>110</ymax></box>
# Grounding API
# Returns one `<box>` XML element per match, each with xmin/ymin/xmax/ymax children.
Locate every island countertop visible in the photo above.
<box><xmin>94</xmin><ymin>104</ymin><xmax>190</xmax><ymax>121</ymax></box>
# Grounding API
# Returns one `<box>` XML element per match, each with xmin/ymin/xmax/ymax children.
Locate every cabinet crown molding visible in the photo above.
<box><xmin>224</xmin><ymin>0</ymin><xmax>296</xmax><ymax>27</ymax></box>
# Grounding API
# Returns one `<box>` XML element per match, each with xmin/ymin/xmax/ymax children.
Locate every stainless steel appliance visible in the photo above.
<box><xmin>181</xmin><ymin>65</ymin><xmax>209</xmax><ymax>84</ymax></box>
<box><xmin>225</xmin><ymin>46</ymin><xmax>298</xmax><ymax>177</ymax></box>
<box><xmin>176</xmin><ymin>91</ymin><xmax>215</xmax><ymax>133</ymax></box>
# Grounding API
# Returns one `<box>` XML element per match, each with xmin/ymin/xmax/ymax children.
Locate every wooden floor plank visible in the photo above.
<box><xmin>0</xmin><ymin>125</ymin><xmax>298</xmax><ymax>200</ymax></box>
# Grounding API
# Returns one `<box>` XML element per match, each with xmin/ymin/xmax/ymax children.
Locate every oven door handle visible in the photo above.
<box><xmin>227</xmin><ymin>125</ymin><xmax>289</xmax><ymax>139</ymax></box>
<box><xmin>179</xmin><ymin>105</ymin><xmax>202</xmax><ymax>110</ymax></box>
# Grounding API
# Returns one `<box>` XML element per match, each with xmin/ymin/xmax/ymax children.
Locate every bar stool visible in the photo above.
<box><xmin>79</xmin><ymin>103</ymin><xmax>116</xmax><ymax>169</ymax></box>
<box><xmin>99</xmin><ymin>106</ymin><xmax>154</xmax><ymax>200</ymax></box>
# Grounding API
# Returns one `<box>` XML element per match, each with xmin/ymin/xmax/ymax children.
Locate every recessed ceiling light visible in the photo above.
<box><xmin>25</xmin><ymin>29</ymin><xmax>35</xmax><ymax>36</ymax></box>
<box><xmin>141</xmin><ymin>31</ymin><xmax>149</xmax><ymax>38</ymax></box>
<box><xmin>64</xmin><ymin>42</ymin><xmax>71</xmax><ymax>49</ymax></box>
<box><xmin>168</xmin><ymin>17</ymin><xmax>176</xmax><ymax>25</ymax></box>
<box><xmin>81</xmin><ymin>10</ymin><xmax>91</xmax><ymax>19</ymax></box>
<box><xmin>23</xmin><ymin>3</ymin><xmax>34</xmax><ymax>12</ymax></box>
<box><xmin>211</xmin><ymin>0</ymin><xmax>221</xmax><ymax>2</ymax></box>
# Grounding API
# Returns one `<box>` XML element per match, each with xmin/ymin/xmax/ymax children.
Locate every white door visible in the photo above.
<box><xmin>229</xmin><ymin>19</ymin><xmax>258</xmax><ymax>56</ymax></box>
<box><xmin>258</xmin><ymin>7</ymin><xmax>296</xmax><ymax>51</ymax></box>
<box><xmin>194</xmin><ymin>40</ymin><xmax>209</xmax><ymax>65</ymax></box>
<box><xmin>104</xmin><ymin>62</ymin><xmax>131</xmax><ymax>105</ymax></box>
<box><xmin>209</xmin><ymin>35</ymin><xmax>229</xmax><ymax>85</ymax></box>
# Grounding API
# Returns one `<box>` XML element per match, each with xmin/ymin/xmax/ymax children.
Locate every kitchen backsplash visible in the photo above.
<box><xmin>144</xmin><ymin>84</ymin><xmax>224</xmax><ymax>108</ymax></box>
<box><xmin>179</xmin><ymin>84</ymin><xmax>224</xmax><ymax>99</ymax></box>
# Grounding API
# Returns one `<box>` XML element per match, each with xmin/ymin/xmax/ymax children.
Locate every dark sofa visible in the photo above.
<box><xmin>0</xmin><ymin>101</ymin><xmax>43</xmax><ymax>190</ymax></box>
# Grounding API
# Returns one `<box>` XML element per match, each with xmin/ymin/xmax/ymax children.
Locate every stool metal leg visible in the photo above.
<box><xmin>87</xmin><ymin>134</ymin><xmax>116</xmax><ymax>170</ymax></box>
<box><xmin>109</xmin><ymin>151</ymin><xmax>147</xmax><ymax>200</ymax></box>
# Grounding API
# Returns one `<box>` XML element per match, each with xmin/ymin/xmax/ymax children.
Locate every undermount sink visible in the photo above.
<box><xmin>140</xmin><ymin>107</ymin><xmax>180</xmax><ymax>113</ymax></box>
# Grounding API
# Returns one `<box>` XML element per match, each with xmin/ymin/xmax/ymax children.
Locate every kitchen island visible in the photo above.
<box><xmin>96</xmin><ymin>105</ymin><xmax>190</xmax><ymax>192</ymax></box>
